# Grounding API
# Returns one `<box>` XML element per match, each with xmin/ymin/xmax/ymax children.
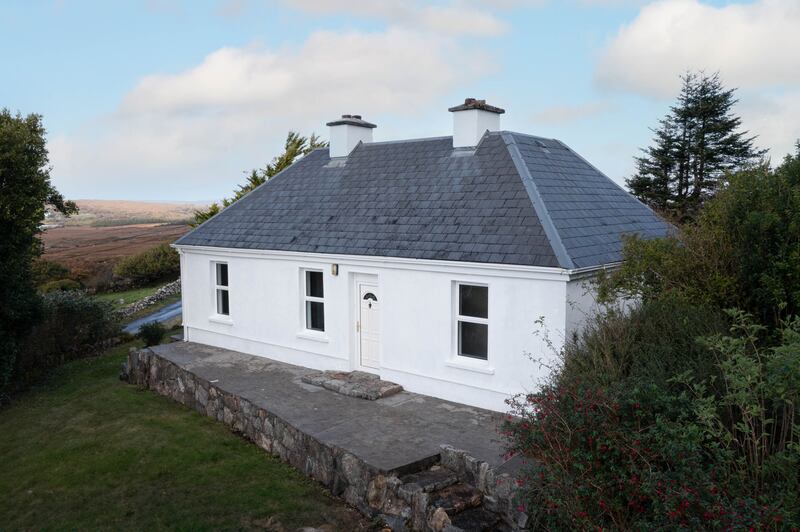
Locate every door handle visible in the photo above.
<box><xmin>356</xmin><ymin>321</ymin><xmax>360</xmax><ymax>332</ymax></box>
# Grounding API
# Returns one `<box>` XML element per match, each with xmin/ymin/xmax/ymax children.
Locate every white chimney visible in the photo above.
<box><xmin>448</xmin><ymin>98</ymin><xmax>505</xmax><ymax>148</ymax></box>
<box><xmin>326</xmin><ymin>114</ymin><xmax>376</xmax><ymax>158</ymax></box>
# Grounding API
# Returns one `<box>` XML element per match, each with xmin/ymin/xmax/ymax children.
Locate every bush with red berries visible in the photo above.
<box><xmin>505</xmin><ymin>379</ymin><xmax>793</xmax><ymax>530</ymax></box>
<box><xmin>504</xmin><ymin>309</ymin><xmax>800</xmax><ymax>530</ymax></box>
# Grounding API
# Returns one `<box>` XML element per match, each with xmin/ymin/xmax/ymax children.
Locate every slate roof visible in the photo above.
<box><xmin>176</xmin><ymin>131</ymin><xmax>671</xmax><ymax>269</ymax></box>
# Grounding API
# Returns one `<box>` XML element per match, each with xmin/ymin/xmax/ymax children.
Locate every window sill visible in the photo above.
<box><xmin>445</xmin><ymin>358</ymin><xmax>495</xmax><ymax>375</ymax></box>
<box><xmin>208</xmin><ymin>315</ymin><xmax>233</xmax><ymax>326</ymax></box>
<box><xmin>296</xmin><ymin>330</ymin><xmax>329</xmax><ymax>343</ymax></box>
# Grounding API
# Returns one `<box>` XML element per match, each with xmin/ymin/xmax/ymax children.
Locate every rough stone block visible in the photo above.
<box><xmin>195</xmin><ymin>385</ymin><xmax>208</xmax><ymax>407</ymax></box>
<box><xmin>222</xmin><ymin>406</ymin><xmax>233</xmax><ymax>426</ymax></box>
<box><xmin>400</xmin><ymin>466</ymin><xmax>459</xmax><ymax>494</ymax></box>
<box><xmin>428</xmin><ymin>507</ymin><xmax>451</xmax><ymax>531</ymax></box>
<box><xmin>428</xmin><ymin>483</ymin><xmax>482</xmax><ymax>516</ymax></box>
<box><xmin>448</xmin><ymin>506</ymin><xmax>504</xmax><ymax>531</ymax></box>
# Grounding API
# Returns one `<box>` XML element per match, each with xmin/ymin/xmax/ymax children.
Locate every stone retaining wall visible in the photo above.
<box><xmin>119</xmin><ymin>280</ymin><xmax>181</xmax><ymax>318</ymax></box>
<box><xmin>124</xmin><ymin>347</ymin><xmax>526</xmax><ymax>530</ymax></box>
<box><xmin>440</xmin><ymin>446</ymin><xmax>526</xmax><ymax>528</ymax></box>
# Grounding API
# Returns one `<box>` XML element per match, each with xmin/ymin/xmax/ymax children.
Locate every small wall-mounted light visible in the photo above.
<box><xmin>331</xmin><ymin>264</ymin><xmax>339</xmax><ymax>276</ymax></box>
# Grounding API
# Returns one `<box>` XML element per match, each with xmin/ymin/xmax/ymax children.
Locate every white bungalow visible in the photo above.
<box><xmin>174</xmin><ymin>99</ymin><xmax>669</xmax><ymax>412</ymax></box>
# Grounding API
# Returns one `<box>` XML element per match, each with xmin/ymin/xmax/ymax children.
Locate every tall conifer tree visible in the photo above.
<box><xmin>628</xmin><ymin>72</ymin><xmax>765</xmax><ymax>222</ymax></box>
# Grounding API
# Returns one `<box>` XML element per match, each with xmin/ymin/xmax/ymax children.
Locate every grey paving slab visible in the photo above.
<box><xmin>151</xmin><ymin>342</ymin><xmax>512</xmax><ymax>474</ymax></box>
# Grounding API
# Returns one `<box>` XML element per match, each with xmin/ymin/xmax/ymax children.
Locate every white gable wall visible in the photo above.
<box><xmin>178</xmin><ymin>246</ymin><xmax>575</xmax><ymax>412</ymax></box>
<box><xmin>565</xmin><ymin>276</ymin><xmax>601</xmax><ymax>339</ymax></box>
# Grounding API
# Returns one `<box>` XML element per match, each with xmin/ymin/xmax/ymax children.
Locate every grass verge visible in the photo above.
<box><xmin>0</xmin><ymin>341</ymin><xmax>372</xmax><ymax>531</ymax></box>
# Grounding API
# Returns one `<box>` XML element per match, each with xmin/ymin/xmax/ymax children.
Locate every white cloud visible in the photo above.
<box><xmin>418</xmin><ymin>4</ymin><xmax>509</xmax><ymax>36</ymax></box>
<box><xmin>596</xmin><ymin>0</ymin><xmax>800</xmax><ymax>97</ymax></box>
<box><xmin>50</xmin><ymin>28</ymin><xmax>494</xmax><ymax>200</ymax></box>
<box><xmin>279</xmin><ymin>0</ymin><xmax>509</xmax><ymax>36</ymax></box>
<box><xmin>594</xmin><ymin>0</ymin><xmax>800</xmax><ymax>162</ymax></box>
<box><xmin>578</xmin><ymin>0</ymin><xmax>646</xmax><ymax>6</ymax></box>
<box><xmin>531</xmin><ymin>101</ymin><xmax>613</xmax><ymax>125</ymax></box>
<box><xmin>739</xmin><ymin>91</ymin><xmax>800</xmax><ymax>161</ymax></box>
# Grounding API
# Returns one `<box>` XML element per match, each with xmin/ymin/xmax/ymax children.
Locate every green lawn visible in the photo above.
<box><xmin>0</xmin><ymin>342</ymin><xmax>372</xmax><ymax>531</ymax></box>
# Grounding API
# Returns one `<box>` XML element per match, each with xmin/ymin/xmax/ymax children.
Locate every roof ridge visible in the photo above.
<box><xmin>501</xmin><ymin>130</ymin><xmax>561</xmax><ymax>144</ymax></box>
<box><xmin>358</xmin><ymin>135</ymin><xmax>453</xmax><ymax>147</ymax></box>
<box><xmin>501</xmin><ymin>132</ymin><xmax>575</xmax><ymax>269</ymax></box>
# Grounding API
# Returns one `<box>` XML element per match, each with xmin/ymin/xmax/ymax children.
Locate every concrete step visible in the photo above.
<box><xmin>301</xmin><ymin>370</ymin><xmax>404</xmax><ymax>400</ymax></box>
<box><xmin>448</xmin><ymin>506</ymin><xmax>510</xmax><ymax>531</ymax></box>
<box><xmin>428</xmin><ymin>482</ymin><xmax>483</xmax><ymax>516</ymax></box>
<box><xmin>400</xmin><ymin>465</ymin><xmax>459</xmax><ymax>493</ymax></box>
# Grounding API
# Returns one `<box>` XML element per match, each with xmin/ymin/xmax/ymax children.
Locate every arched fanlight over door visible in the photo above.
<box><xmin>363</xmin><ymin>292</ymin><xmax>377</xmax><ymax>302</ymax></box>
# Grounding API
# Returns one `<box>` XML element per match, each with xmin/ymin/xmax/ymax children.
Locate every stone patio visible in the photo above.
<box><xmin>124</xmin><ymin>342</ymin><xmax>527</xmax><ymax>530</ymax></box>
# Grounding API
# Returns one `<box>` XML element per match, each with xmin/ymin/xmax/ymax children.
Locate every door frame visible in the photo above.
<box><xmin>351</xmin><ymin>273</ymin><xmax>380</xmax><ymax>372</ymax></box>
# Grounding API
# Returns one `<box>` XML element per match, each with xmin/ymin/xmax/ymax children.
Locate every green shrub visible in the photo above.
<box><xmin>505</xmin><ymin>380</ymin><xmax>790</xmax><ymax>530</ymax></box>
<box><xmin>137</xmin><ymin>321</ymin><xmax>166</xmax><ymax>347</ymax></box>
<box><xmin>601</xmin><ymin>147</ymin><xmax>800</xmax><ymax>329</ymax></box>
<box><xmin>560</xmin><ymin>298</ymin><xmax>727</xmax><ymax>390</ymax></box>
<box><xmin>505</xmin><ymin>309</ymin><xmax>800</xmax><ymax>529</ymax></box>
<box><xmin>39</xmin><ymin>278</ymin><xmax>82</xmax><ymax>293</ymax></box>
<box><xmin>680</xmin><ymin>310</ymin><xmax>800</xmax><ymax>512</ymax></box>
<box><xmin>113</xmin><ymin>243</ymin><xmax>179</xmax><ymax>286</ymax></box>
<box><xmin>31</xmin><ymin>259</ymin><xmax>71</xmax><ymax>287</ymax></box>
<box><xmin>4</xmin><ymin>290</ymin><xmax>120</xmax><ymax>399</ymax></box>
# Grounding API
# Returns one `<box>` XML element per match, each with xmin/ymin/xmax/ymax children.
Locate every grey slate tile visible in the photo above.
<box><xmin>176</xmin><ymin>131</ymin><xmax>670</xmax><ymax>269</ymax></box>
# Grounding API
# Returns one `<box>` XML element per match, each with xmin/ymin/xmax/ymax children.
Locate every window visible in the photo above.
<box><xmin>456</xmin><ymin>284</ymin><xmax>488</xmax><ymax>359</ymax></box>
<box><xmin>214</xmin><ymin>262</ymin><xmax>229</xmax><ymax>316</ymax></box>
<box><xmin>304</xmin><ymin>270</ymin><xmax>325</xmax><ymax>331</ymax></box>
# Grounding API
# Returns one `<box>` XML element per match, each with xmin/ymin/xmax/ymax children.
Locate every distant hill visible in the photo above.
<box><xmin>46</xmin><ymin>199</ymin><xmax>209</xmax><ymax>228</ymax></box>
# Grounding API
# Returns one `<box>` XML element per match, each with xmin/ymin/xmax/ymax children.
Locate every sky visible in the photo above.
<box><xmin>2</xmin><ymin>0</ymin><xmax>799</xmax><ymax>202</ymax></box>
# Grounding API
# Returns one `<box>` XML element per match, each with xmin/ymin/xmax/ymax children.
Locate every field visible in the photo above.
<box><xmin>46</xmin><ymin>199</ymin><xmax>208</xmax><ymax>227</ymax></box>
<box><xmin>0</xmin><ymin>341</ymin><xmax>372</xmax><ymax>530</ymax></box>
<box><xmin>42</xmin><ymin>223</ymin><xmax>190</xmax><ymax>287</ymax></box>
<box><xmin>39</xmin><ymin>199</ymin><xmax>201</xmax><ymax>287</ymax></box>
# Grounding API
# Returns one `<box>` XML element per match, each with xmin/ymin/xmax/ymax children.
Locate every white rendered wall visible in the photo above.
<box><xmin>179</xmin><ymin>247</ymin><xmax>572</xmax><ymax>412</ymax></box>
<box><xmin>565</xmin><ymin>277</ymin><xmax>600</xmax><ymax>340</ymax></box>
<box><xmin>452</xmin><ymin>109</ymin><xmax>501</xmax><ymax>148</ymax></box>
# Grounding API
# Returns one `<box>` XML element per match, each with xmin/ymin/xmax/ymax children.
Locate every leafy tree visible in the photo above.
<box><xmin>0</xmin><ymin>110</ymin><xmax>77</xmax><ymax>396</ymax></box>
<box><xmin>628</xmin><ymin>72</ymin><xmax>766</xmax><ymax>222</ymax></box>
<box><xmin>192</xmin><ymin>131</ymin><xmax>327</xmax><ymax>226</ymax></box>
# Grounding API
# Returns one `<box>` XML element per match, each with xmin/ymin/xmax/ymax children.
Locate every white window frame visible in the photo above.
<box><xmin>454</xmin><ymin>282</ymin><xmax>489</xmax><ymax>361</ymax></box>
<box><xmin>213</xmin><ymin>261</ymin><xmax>230</xmax><ymax>318</ymax></box>
<box><xmin>302</xmin><ymin>269</ymin><xmax>325</xmax><ymax>333</ymax></box>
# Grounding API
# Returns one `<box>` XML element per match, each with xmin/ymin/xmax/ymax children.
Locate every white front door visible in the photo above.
<box><xmin>358</xmin><ymin>284</ymin><xmax>380</xmax><ymax>369</ymax></box>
